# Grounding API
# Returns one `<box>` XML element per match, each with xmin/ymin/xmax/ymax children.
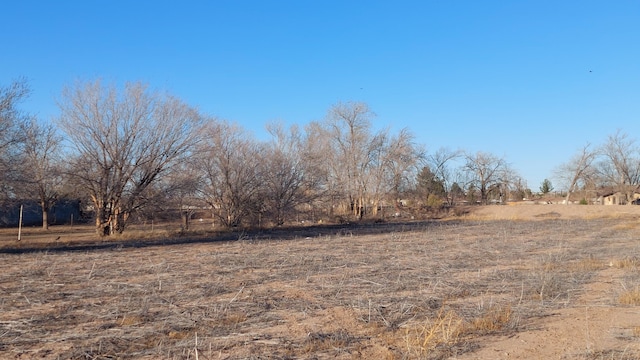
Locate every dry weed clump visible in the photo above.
<box><xmin>618</xmin><ymin>287</ymin><xmax>640</xmax><ymax>305</ymax></box>
<box><xmin>403</xmin><ymin>309</ymin><xmax>464</xmax><ymax>358</ymax></box>
<box><xmin>466</xmin><ymin>304</ymin><xmax>513</xmax><ymax>334</ymax></box>
<box><xmin>402</xmin><ymin>304</ymin><xmax>513</xmax><ymax>359</ymax></box>
<box><xmin>570</xmin><ymin>256</ymin><xmax>609</xmax><ymax>272</ymax></box>
<box><xmin>611</xmin><ymin>257</ymin><xmax>640</xmax><ymax>269</ymax></box>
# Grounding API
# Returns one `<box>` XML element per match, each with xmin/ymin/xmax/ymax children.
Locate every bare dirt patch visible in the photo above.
<box><xmin>470</xmin><ymin>203</ymin><xmax>640</xmax><ymax>221</ymax></box>
<box><xmin>1</xmin><ymin>205</ymin><xmax>640</xmax><ymax>359</ymax></box>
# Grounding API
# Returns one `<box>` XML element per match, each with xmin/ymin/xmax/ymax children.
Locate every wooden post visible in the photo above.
<box><xmin>18</xmin><ymin>204</ymin><xmax>23</xmax><ymax>241</ymax></box>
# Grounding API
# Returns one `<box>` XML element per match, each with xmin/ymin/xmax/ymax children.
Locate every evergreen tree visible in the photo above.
<box><xmin>540</xmin><ymin>179</ymin><xmax>554</xmax><ymax>195</ymax></box>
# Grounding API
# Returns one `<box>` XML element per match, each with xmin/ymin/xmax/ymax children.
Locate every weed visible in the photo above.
<box><xmin>570</xmin><ymin>257</ymin><xmax>607</xmax><ymax>272</ymax></box>
<box><xmin>465</xmin><ymin>305</ymin><xmax>513</xmax><ymax>334</ymax></box>
<box><xmin>403</xmin><ymin>309</ymin><xmax>464</xmax><ymax>357</ymax></box>
<box><xmin>611</xmin><ymin>257</ymin><xmax>640</xmax><ymax>269</ymax></box>
<box><xmin>304</xmin><ymin>330</ymin><xmax>359</xmax><ymax>354</ymax></box>
<box><xmin>618</xmin><ymin>287</ymin><xmax>640</xmax><ymax>305</ymax></box>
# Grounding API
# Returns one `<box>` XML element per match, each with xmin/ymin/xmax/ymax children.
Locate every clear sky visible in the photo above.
<box><xmin>2</xmin><ymin>1</ymin><xmax>640</xmax><ymax>190</ymax></box>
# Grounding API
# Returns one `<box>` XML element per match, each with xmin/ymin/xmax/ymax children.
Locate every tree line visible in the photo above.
<box><xmin>555</xmin><ymin>130</ymin><xmax>640</xmax><ymax>205</ymax></box>
<box><xmin>9</xmin><ymin>78</ymin><xmax>607</xmax><ymax>236</ymax></box>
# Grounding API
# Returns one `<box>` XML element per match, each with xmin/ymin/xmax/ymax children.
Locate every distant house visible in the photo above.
<box><xmin>601</xmin><ymin>192</ymin><xmax>640</xmax><ymax>205</ymax></box>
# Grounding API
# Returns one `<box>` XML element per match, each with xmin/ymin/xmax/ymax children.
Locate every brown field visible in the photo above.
<box><xmin>1</xmin><ymin>204</ymin><xmax>640</xmax><ymax>359</ymax></box>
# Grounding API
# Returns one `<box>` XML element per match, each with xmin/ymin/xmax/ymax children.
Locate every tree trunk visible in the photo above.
<box><xmin>42</xmin><ymin>207</ymin><xmax>49</xmax><ymax>230</ymax></box>
<box><xmin>111</xmin><ymin>208</ymin><xmax>126</xmax><ymax>234</ymax></box>
<box><xmin>181</xmin><ymin>211</ymin><xmax>190</xmax><ymax>231</ymax></box>
<box><xmin>95</xmin><ymin>207</ymin><xmax>111</xmax><ymax>236</ymax></box>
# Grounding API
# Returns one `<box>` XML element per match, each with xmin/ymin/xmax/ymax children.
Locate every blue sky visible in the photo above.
<box><xmin>2</xmin><ymin>1</ymin><xmax>640</xmax><ymax>190</ymax></box>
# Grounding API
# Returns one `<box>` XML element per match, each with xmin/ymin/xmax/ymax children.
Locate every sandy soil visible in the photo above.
<box><xmin>457</xmin><ymin>204</ymin><xmax>640</xmax><ymax>360</ymax></box>
<box><xmin>471</xmin><ymin>203</ymin><xmax>640</xmax><ymax>221</ymax></box>
<box><xmin>454</xmin><ymin>267</ymin><xmax>640</xmax><ymax>360</ymax></box>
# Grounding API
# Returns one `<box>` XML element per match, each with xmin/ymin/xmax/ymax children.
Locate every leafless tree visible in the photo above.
<box><xmin>554</xmin><ymin>143</ymin><xmax>599</xmax><ymax>204</ymax></box>
<box><xmin>463</xmin><ymin>151</ymin><xmax>511</xmax><ymax>205</ymax></box>
<box><xmin>195</xmin><ymin>121</ymin><xmax>262</xmax><ymax>228</ymax></box>
<box><xmin>259</xmin><ymin>122</ymin><xmax>312</xmax><ymax>226</ymax></box>
<box><xmin>598</xmin><ymin>130</ymin><xmax>640</xmax><ymax>204</ymax></box>
<box><xmin>307</xmin><ymin>102</ymin><xmax>422</xmax><ymax>220</ymax></box>
<box><xmin>427</xmin><ymin>147</ymin><xmax>463</xmax><ymax>205</ymax></box>
<box><xmin>17</xmin><ymin>121</ymin><xmax>64</xmax><ymax>229</ymax></box>
<box><xmin>57</xmin><ymin>80</ymin><xmax>205</xmax><ymax>236</ymax></box>
<box><xmin>128</xmin><ymin>160</ymin><xmax>204</xmax><ymax>230</ymax></box>
<box><xmin>324</xmin><ymin>101</ymin><xmax>374</xmax><ymax>218</ymax></box>
<box><xmin>301</xmin><ymin>121</ymin><xmax>333</xmax><ymax>216</ymax></box>
<box><xmin>0</xmin><ymin>79</ymin><xmax>30</xmax><ymax>200</ymax></box>
<box><xmin>297</xmin><ymin>121</ymin><xmax>334</xmax><ymax>220</ymax></box>
<box><xmin>368</xmin><ymin>127</ymin><xmax>422</xmax><ymax>215</ymax></box>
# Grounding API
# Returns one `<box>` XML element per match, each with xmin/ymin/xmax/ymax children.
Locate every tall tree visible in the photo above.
<box><xmin>376</xmin><ymin>128</ymin><xmax>421</xmax><ymax>214</ymax></box>
<box><xmin>300</xmin><ymin>121</ymin><xmax>332</xmax><ymax>217</ymax></box>
<box><xmin>599</xmin><ymin>130</ymin><xmax>640</xmax><ymax>204</ymax></box>
<box><xmin>554</xmin><ymin>143</ymin><xmax>599</xmax><ymax>205</ymax></box>
<box><xmin>195</xmin><ymin>121</ymin><xmax>263</xmax><ymax>228</ymax></box>
<box><xmin>416</xmin><ymin>166</ymin><xmax>446</xmax><ymax>201</ymax></box>
<box><xmin>0</xmin><ymin>79</ymin><xmax>30</xmax><ymax>200</ymax></box>
<box><xmin>324</xmin><ymin>101</ymin><xmax>375</xmax><ymax>218</ymax></box>
<box><xmin>309</xmin><ymin>102</ymin><xmax>421</xmax><ymax>219</ymax></box>
<box><xmin>57</xmin><ymin>80</ymin><xmax>204</xmax><ymax>236</ymax></box>
<box><xmin>18</xmin><ymin>121</ymin><xmax>64</xmax><ymax>229</ymax></box>
<box><xmin>260</xmin><ymin>122</ymin><xmax>311</xmax><ymax>226</ymax></box>
<box><xmin>427</xmin><ymin>147</ymin><xmax>462</xmax><ymax>205</ymax></box>
<box><xmin>463</xmin><ymin>151</ymin><xmax>510</xmax><ymax>205</ymax></box>
<box><xmin>540</xmin><ymin>179</ymin><xmax>554</xmax><ymax>195</ymax></box>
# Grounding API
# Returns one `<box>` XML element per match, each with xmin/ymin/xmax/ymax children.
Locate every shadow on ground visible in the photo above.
<box><xmin>0</xmin><ymin>220</ymin><xmax>445</xmax><ymax>254</ymax></box>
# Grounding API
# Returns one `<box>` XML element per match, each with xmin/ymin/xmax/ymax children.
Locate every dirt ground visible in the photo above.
<box><xmin>1</xmin><ymin>204</ymin><xmax>640</xmax><ymax>359</ymax></box>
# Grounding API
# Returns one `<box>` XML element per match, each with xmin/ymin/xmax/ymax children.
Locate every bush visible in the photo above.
<box><xmin>426</xmin><ymin>194</ymin><xmax>444</xmax><ymax>208</ymax></box>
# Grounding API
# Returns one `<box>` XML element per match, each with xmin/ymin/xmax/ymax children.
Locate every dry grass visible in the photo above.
<box><xmin>611</xmin><ymin>257</ymin><xmax>640</xmax><ymax>269</ymax></box>
<box><xmin>1</xmin><ymin>207</ymin><xmax>640</xmax><ymax>359</ymax></box>
<box><xmin>618</xmin><ymin>287</ymin><xmax>640</xmax><ymax>305</ymax></box>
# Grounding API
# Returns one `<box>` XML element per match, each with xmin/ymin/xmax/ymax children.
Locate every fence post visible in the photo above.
<box><xmin>18</xmin><ymin>204</ymin><xmax>23</xmax><ymax>241</ymax></box>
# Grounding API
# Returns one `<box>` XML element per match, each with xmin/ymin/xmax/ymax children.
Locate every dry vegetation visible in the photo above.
<box><xmin>1</xmin><ymin>205</ymin><xmax>640</xmax><ymax>359</ymax></box>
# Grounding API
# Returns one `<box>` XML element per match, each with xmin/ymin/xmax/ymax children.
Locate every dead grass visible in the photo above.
<box><xmin>1</xmin><ymin>207</ymin><xmax>640</xmax><ymax>358</ymax></box>
<box><xmin>403</xmin><ymin>309</ymin><xmax>465</xmax><ymax>358</ymax></box>
<box><xmin>618</xmin><ymin>287</ymin><xmax>640</xmax><ymax>305</ymax></box>
<box><xmin>611</xmin><ymin>257</ymin><xmax>640</xmax><ymax>269</ymax></box>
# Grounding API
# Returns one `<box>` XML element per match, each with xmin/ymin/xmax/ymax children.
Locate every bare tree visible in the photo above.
<box><xmin>130</xmin><ymin>160</ymin><xmax>204</xmax><ymax>230</ymax></box>
<box><xmin>195</xmin><ymin>121</ymin><xmax>262</xmax><ymax>228</ymax></box>
<box><xmin>369</xmin><ymin>127</ymin><xmax>421</xmax><ymax>215</ymax></box>
<box><xmin>300</xmin><ymin>121</ymin><xmax>332</xmax><ymax>218</ymax></box>
<box><xmin>364</xmin><ymin>129</ymin><xmax>391</xmax><ymax>215</ymax></box>
<box><xmin>57</xmin><ymin>80</ymin><xmax>204</xmax><ymax>236</ymax></box>
<box><xmin>324</xmin><ymin>101</ymin><xmax>375</xmax><ymax>218</ymax></box>
<box><xmin>18</xmin><ymin>121</ymin><xmax>64</xmax><ymax>229</ymax></box>
<box><xmin>260</xmin><ymin>122</ymin><xmax>311</xmax><ymax>226</ymax></box>
<box><xmin>308</xmin><ymin>102</ymin><xmax>422</xmax><ymax>220</ymax></box>
<box><xmin>599</xmin><ymin>131</ymin><xmax>640</xmax><ymax>204</ymax></box>
<box><xmin>0</xmin><ymin>79</ymin><xmax>30</xmax><ymax>200</ymax></box>
<box><xmin>427</xmin><ymin>147</ymin><xmax>463</xmax><ymax>205</ymax></box>
<box><xmin>463</xmin><ymin>151</ymin><xmax>511</xmax><ymax>205</ymax></box>
<box><xmin>554</xmin><ymin>143</ymin><xmax>599</xmax><ymax>205</ymax></box>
